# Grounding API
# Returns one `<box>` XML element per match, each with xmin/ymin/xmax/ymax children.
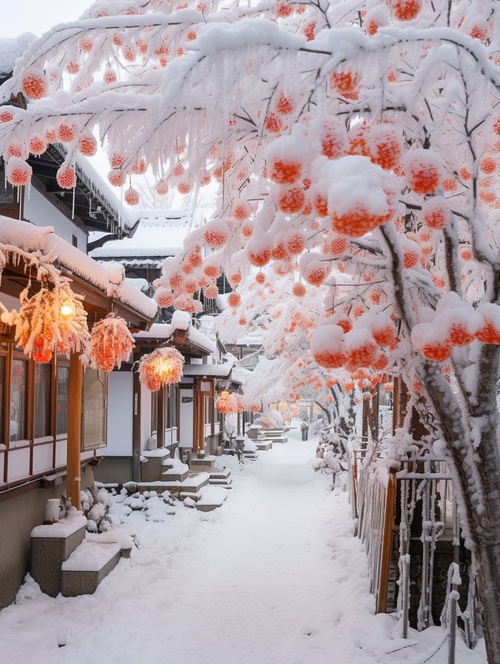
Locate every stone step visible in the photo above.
<box><xmin>30</xmin><ymin>514</ymin><xmax>88</xmax><ymax>597</ymax></box>
<box><xmin>179</xmin><ymin>491</ymin><xmax>201</xmax><ymax>502</ymax></box>
<box><xmin>209</xmin><ymin>468</ymin><xmax>231</xmax><ymax>481</ymax></box>
<box><xmin>162</xmin><ymin>472</ymin><xmax>210</xmax><ymax>496</ymax></box>
<box><xmin>255</xmin><ymin>441</ymin><xmax>272</xmax><ymax>451</ymax></box>
<box><xmin>242</xmin><ymin>451</ymin><xmax>259</xmax><ymax>460</ymax></box>
<box><xmin>190</xmin><ymin>455</ymin><xmax>217</xmax><ymax>472</ymax></box>
<box><xmin>141</xmin><ymin>449</ymin><xmax>171</xmax><ymax>482</ymax></box>
<box><xmin>161</xmin><ymin>468</ymin><xmax>189</xmax><ymax>482</ymax></box>
<box><xmin>195</xmin><ymin>487</ymin><xmax>229</xmax><ymax>512</ymax></box>
<box><xmin>61</xmin><ymin>540</ymin><xmax>122</xmax><ymax>597</ymax></box>
<box><xmin>208</xmin><ymin>478</ymin><xmax>233</xmax><ymax>487</ymax></box>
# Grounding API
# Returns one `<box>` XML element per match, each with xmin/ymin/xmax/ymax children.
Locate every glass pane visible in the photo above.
<box><xmin>0</xmin><ymin>356</ymin><xmax>4</xmax><ymax>445</ymax></box>
<box><xmin>34</xmin><ymin>363</ymin><xmax>51</xmax><ymax>438</ymax></box>
<box><xmin>56</xmin><ymin>366</ymin><xmax>69</xmax><ymax>435</ymax></box>
<box><xmin>10</xmin><ymin>359</ymin><xmax>27</xmax><ymax>441</ymax></box>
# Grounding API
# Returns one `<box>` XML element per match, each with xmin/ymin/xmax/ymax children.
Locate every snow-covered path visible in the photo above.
<box><xmin>0</xmin><ymin>428</ymin><xmax>487</xmax><ymax>664</ymax></box>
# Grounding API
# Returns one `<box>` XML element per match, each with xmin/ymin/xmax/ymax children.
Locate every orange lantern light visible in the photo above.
<box><xmin>138</xmin><ymin>347</ymin><xmax>184</xmax><ymax>391</ymax></box>
<box><xmin>88</xmin><ymin>313</ymin><xmax>134</xmax><ymax>372</ymax></box>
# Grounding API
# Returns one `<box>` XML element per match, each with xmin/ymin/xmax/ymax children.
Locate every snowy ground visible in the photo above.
<box><xmin>0</xmin><ymin>425</ymin><xmax>487</xmax><ymax>664</ymax></box>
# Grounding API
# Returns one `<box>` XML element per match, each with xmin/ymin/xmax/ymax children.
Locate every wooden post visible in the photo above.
<box><xmin>67</xmin><ymin>352</ymin><xmax>83</xmax><ymax>510</ymax></box>
<box><xmin>376</xmin><ymin>472</ymin><xmax>397</xmax><ymax>613</ymax></box>
<box><xmin>157</xmin><ymin>386</ymin><xmax>165</xmax><ymax>449</ymax></box>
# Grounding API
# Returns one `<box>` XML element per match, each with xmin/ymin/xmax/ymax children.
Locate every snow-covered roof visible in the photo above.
<box><xmin>90</xmin><ymin>209</ymin><xmax>204</xmax><ymax>260</ymax></box>
<box><xmin>0</xmin><ymin>34</ymin><xmax>36</xmax><ymax>78</ymax></box>
<box><xmin>0</xmin><ymin>218</ymin><xmax>157</xmax><ymax>320</ymax></box>
<box><xmin>135</xmin><ymin>311</ymin><xmax>217</xmax><ymax>355</ymax></box>
<box><xmin>182</xmin><ymin>355</ymin><xmax>236</xmax><ymax>378</ymax></box>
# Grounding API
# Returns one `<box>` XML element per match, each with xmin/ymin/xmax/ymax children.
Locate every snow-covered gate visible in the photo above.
<box><xmin>349</xmin><ymin>446</ymin><xmax>478</xmax><ymax>646</ymax></box>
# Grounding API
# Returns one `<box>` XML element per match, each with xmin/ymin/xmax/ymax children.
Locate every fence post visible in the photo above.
<box><xmin>376</xmin><ymin>471</ymin><xmax>397</xmax><ymax>613</ymax></box>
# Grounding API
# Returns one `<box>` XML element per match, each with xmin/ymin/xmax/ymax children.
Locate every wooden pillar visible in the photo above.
<box><xmin>67</xmin><ymin>352</ymin><xmax>83</xmax><ymax>510</ymax></box>
<box><xmin>157</xmin><ymin>386</ymin><xmax>165</xmax><ymax>449</ymax></box>
<box><xmin>376</xmin><ymin>472</ymin><xmax>397</xmax><ymax>613</ymax></box>
<box><xmin>194</xmin><ymin>379</ymin><xmax>205</xmax><ymax>454</ymax></box>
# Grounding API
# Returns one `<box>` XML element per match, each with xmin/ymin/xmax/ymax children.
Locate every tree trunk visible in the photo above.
<box><xmin>475</xmin><ymin>541</ymin><xmax>500</xmax><ymax>663</ymax></box>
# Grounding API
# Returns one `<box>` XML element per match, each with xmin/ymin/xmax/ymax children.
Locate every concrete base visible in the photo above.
<box><xmin>61</xmin><ymin>542</ymin><xmax>122</xmax><ymax>597</ymax></box>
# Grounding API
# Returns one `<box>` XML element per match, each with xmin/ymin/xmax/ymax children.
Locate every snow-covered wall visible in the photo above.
<box><xmin>24</xmin><ymin>185</ymin><xmax>87</xmax><ymax>251</ymax></box>
<box><xmin>140</xmin><ymin>384</ymin><xmax>152</xmax><ymax>451</ymax></box>
<box><xmin>106</xmin><ymin>372</ymin><xmax>133</xmax><ymax>456</ymax></box>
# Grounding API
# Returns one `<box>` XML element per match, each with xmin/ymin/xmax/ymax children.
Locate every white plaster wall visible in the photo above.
<box><xmin>140</xmin><ymin>384</ymin><xmax>152</xmax><ymax>451</ymax></box>
<box><xmin>23</xmin><ymin>185</ymin><xmax>87</xmax><ymax>251</ymax></box>
<box><xmin>106</xmin><ymin>372</ymin><xmax>133</xmax><ymax>456</ymax></box>
<box><xmin>179</xmin><ymin>387</ymin><xmax>194</xmax><ymax>448</ymax></box>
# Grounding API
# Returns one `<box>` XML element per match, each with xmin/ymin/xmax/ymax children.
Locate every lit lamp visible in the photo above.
<box><xmin>60</xmin><ymin>300</ymin><xmax>75</xmax><ymax>319</ymax></box>
<box><xmin>138</xmin><ymin>347</ymin><xmax>184</xmax><ymax>391</ymax></box>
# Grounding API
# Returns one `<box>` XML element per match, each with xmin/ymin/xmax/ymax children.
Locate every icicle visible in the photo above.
<box><xmin>72</xmin><ymin>182</ymin><xmax>76</xmax><ymax>220</ymax></box>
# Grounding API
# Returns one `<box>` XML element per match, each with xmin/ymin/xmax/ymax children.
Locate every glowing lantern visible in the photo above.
<box><xmin>139</xmin><ymin>347</ymin><xmax>184</xmax><ymax>391</ymax></box>
<box><xmin>14</xmin><ymin>284</ymin><xmax>89</xmax><ymax>362</ymax></box>
<box><xmin>88</xmin><ymin>313</ymin><xmax>134</xmax><ymax>372</ymax></box>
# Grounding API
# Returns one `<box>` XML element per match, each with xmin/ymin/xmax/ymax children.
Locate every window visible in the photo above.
<box><xmin>166</xmin><ymin>383</ymin><xmax>179</xmax><ymax>428</ymax></box>
<box><xmin>10</xmin><ymin>358</ymin><xmax>27</xmax><ymax>441</ymax></box>
<box><xmin>56</xmin><ymin>365</ymin><xmax>69</xmax><ymax>435</ymax></box>
<box><xmin>34</xmin><ymin>363</ymin><xmax>51</xmax><ymax>438</ymax></box>
<box><xmin>81</xmin><ymin>367</ymin><xmax>107</xmax><ymax>451</ymax></box>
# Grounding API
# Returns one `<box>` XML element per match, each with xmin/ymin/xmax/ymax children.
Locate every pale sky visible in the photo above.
<box><xmin>0</xmin><ymin>0</ymin><xmax>92</xmax><ymax>39</ymax></box>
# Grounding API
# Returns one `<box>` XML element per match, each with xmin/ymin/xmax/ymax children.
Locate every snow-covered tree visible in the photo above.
<box><xmin>3</xmin><ymin>0</ymin><xmax>500</xmax><ymax>658</ymax></box>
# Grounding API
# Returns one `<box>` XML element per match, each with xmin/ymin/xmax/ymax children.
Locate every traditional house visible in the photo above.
<box><xmin>0</xmin><ymin>34</ymin><xmax>159</xmax><ymax>606</ymax></box>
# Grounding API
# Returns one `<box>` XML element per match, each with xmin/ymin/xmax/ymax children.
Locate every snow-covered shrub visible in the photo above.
<box><xmin>80</xmin><ymin>486</ymin><xmax>113</xmax><ymax>533</ymax></box>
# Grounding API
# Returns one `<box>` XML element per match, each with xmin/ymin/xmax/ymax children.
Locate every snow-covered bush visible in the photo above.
<box><xmin>80</xmin><ymin>486</ymin><xmax>113</xmax><ymax>533</ymax></box>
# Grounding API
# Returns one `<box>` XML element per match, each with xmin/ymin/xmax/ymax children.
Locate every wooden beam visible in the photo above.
<box><xmin>67</xmin><ymin>353</ymin><xmax>83</xmax><ymax>510</ymax></box>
